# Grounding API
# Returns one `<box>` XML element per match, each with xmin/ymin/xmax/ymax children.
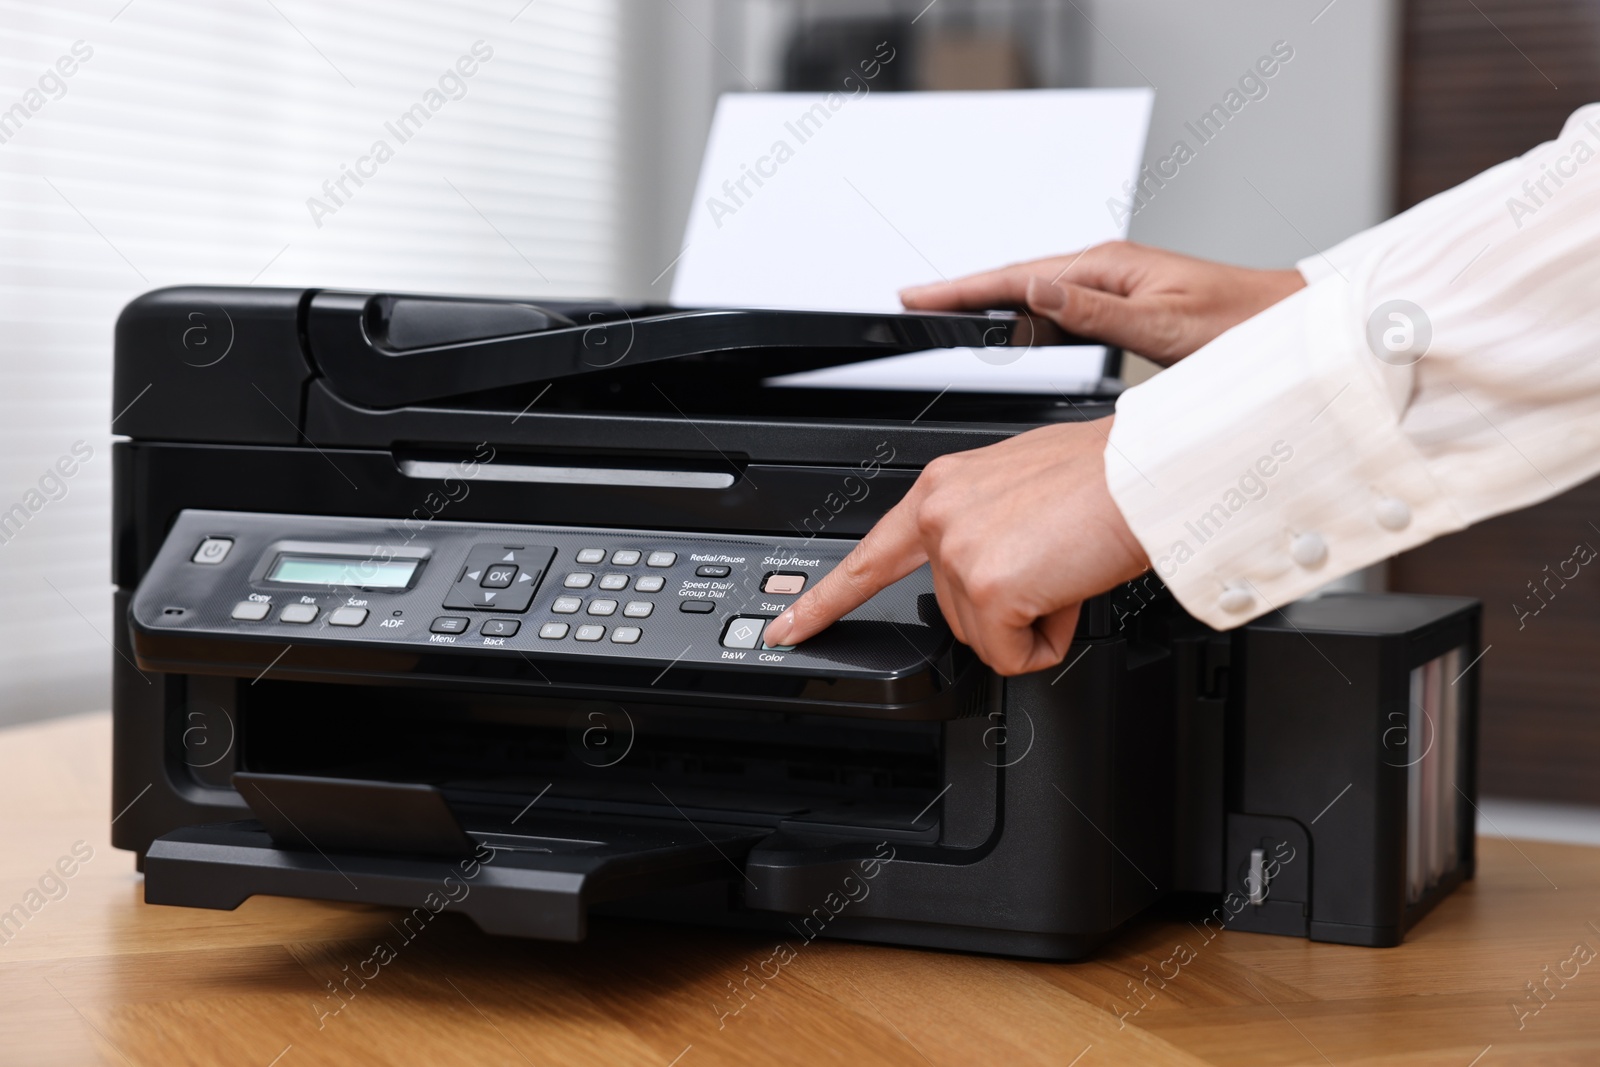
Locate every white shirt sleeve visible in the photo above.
<box><xmin>1105</xmin><ymin>102</ymin><xmax>1600</xmax><ymax>630</ymax></box>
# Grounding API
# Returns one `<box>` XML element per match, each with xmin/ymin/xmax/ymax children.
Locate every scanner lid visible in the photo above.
<box><xmin>304</xmin><ymin>290</ymin><xmax>1086</xmax><ymax>410</ymax></box>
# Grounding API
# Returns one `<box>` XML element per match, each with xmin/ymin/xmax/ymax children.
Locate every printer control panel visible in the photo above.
<box><xmin>130</xmin><ymin>510</ymin><xmax>952</xmax><ymax>685</ymax></box>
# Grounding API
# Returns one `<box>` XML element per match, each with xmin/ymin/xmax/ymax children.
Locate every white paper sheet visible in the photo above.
<box><xmin>671</xmin><ymin>88</ymin><xmax>1154</xmax><ymax>393</ymax></box>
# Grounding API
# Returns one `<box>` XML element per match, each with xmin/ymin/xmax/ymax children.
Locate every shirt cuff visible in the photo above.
<box><xmin>1103</xmin><ymin>277</ymin><xmax>1466</xmax><ymax>629</ymax></box>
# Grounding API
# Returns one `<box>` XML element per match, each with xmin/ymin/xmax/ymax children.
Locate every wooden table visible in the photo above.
<box><xmin>4</xmin><ymin>713</ymin><xmax>1598</xmax><ymax>1067</ymax></box>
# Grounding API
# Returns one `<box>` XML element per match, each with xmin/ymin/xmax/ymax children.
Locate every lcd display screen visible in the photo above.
<box><xmin>266</xmin><ymin>555</ymin><xmax>419</xmax><ymax>589</ymax></box>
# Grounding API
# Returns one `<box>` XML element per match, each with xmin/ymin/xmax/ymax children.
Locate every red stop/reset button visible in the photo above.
<box><xmin>762</xmin><ymin>573</ymin><xmax>806</xmax><ymax>596</ymax></box>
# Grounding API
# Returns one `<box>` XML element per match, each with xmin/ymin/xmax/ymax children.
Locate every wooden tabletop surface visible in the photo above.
<box><xmin>3</xmin><ymin>711</ymin><xmax>1598</xmax><ymax>1067</ymax></box>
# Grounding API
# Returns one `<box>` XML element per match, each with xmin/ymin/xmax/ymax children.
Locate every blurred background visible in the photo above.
<box><xmin>1</xmin><ymin>0</ymin><xmax>1596</xmax><ymax>825</ymax></box>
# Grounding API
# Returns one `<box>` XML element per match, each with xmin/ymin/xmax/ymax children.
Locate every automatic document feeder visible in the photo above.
<box><xmin>112</xmin><ymin>287</ymin><xmax>1482</xmax><ymax>959</ymax></box>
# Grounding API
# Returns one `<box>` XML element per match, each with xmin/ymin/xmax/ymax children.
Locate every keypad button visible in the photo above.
<box><xmin>612</xmin><ymin>626</ymin><xmax>641</xmax><ymax>644</ymax></box>
<box><xmin>576</xmin><ymin>548</ymin><xmax>606</xmax><ymax>564</ymax></box>
<box><xmin>695</xmin><ymin>565</ymin><xmax>731</xmax><ymax>578</ymax></box>
<box><xmin>598</xmin><ymin>573</ymin><xmax>629</xmax><ymax>591</ymax></box>
<box><xmin>646</xmin><ymin>551</ymin><xmax>676</xmax><ymax>567</ymax></box>
<box><xmin>611</xmin><ymin>550</ymin><xmax>642</xmax><ymax>566</ymax></box>
<box><xmin>328</xmin><ymin>606</ymin><xmax>368</xmax><ymax>627</ymax></box>
<box><xmin>634</xmin><ymin>575</ymin><xmax>665</xmax><ymax>593</ymax></box>
<box><xmin>588</xmin><ymin>599</ymin><xmax>618</xmax><ymax>616</ymax></box>
<box><xmin>430</xmin><ymin>616</ymin><xmax>469</xmax><ymax>633</ymax></box>
<box><xmin>192</xmin><ymin>538</ymin><xmax>233</xmax><ymax>565</ymax></box>
<box><xmin>721</xmin><ymin>617</ymin><xmax>765</xmax><ymax>649</ymax></box>
<box><xmin>762</xmin><ymin>573</ymin><xmax>806</xmax><ymax>595</ymax></box>
<box><xmin>623</xmin><ymin>601</ymin><xmax>653</xmax><ymax>618</ymax></box>
<box><xmin>539</xmin><ymin>622</ymin><xmax>569</xmax><ymax>639</ymax></box>
<box><xmin>551</xmin><ymin>596</ymin><xmax>583</xmax><ymax>614</ymax></box>
<box><xmin>680</xmin><ymin>599</ymin><xmax>716</xmax><ymax>613</ymax></box>
<box><xmin>481</xmin><ymin>619</ymin><xmax>520</xmax><ymax>637</ymax></box>
<box><xmin>564</xmin><ymin>573</ymin><xmax>594</xmax><ymax>589</ymax></box>
<box><xmin>279</xmin><ymin>603</ymin><xmax>319</xmax><ymax>624</ymax></box>
<box><xmin>231</xmin><ymin>600</ymin><xmax>271</xmax><ymax>621</ymax></box>
<box><xmin>481</xmin><ymin>565</ymin><xmax>518</xmax><ymax>589</ymax></box>
<box><xmin>575</xmin><ymin>624</ymin><xmax>605</xmax><ymax>642</ymax></box>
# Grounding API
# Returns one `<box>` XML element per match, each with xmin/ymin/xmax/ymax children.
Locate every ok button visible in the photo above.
<box><xmin>721</xmin><ymin>617</ymin><xmax>766</xmax><ymax>650</ymax></box>
<box><xmin>481</xmin><ymin>565</ymin><xmax>518</xmax><ymax>589</ymax></box>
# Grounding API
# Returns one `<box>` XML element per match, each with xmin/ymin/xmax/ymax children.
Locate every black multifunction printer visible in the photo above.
<box><xmin>112</xmin><ymin>287</ymin><xmax>1482</xmax><ymax>958</ymax></box>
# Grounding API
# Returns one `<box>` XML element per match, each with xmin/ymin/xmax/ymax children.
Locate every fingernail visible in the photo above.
<box><xmin>764</xmin><ymin>610</ymin><xmax>796</xmax><ymax>643</ymax></box>
<box><xmin>1027</xmin><ymin>277</ymin><xmax>1065</xmax><ymax>311</ymax></box>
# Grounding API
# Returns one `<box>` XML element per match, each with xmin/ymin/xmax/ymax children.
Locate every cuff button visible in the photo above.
<box><xmin>1218</xmin><ymin>586</ymin><xmax>1255</xmax><ymax>613</ymax></box>
<box><xmin>1375</xmin><ymin>497</ymin><xmax>1412</xmax><ymax>531</ymax></box>
<box><xmin>1290</xmin><ymin>531</ymin><xmax>1328</xmax><ymax>568</ymax></box>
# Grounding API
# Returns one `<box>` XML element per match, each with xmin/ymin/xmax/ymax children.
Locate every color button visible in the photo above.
<box><xmin>231</xmin><ymin>600</ymin><xmax>270</xmax><ymax>621</ymax></box>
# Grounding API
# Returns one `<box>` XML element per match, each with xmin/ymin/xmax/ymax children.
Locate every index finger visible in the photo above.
<box><xmin>899</xmin><ymin>245</ymin><xmax>1142</xmax><ymax>310</ymax></box>
<box><xmin>761</xmin><ymin>499</ymin><xmax>927</xmax><ymax>646</ymax></box>
<box><xmin>899</xmin><ymin>263</ymin><xmax>1040</xmax><ymax>311</ymax></box>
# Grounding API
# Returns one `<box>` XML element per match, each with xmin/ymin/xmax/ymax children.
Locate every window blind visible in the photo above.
<box><xmin>0</xmin><ymin>0</ymin><xmax>623</xmax><ymax>725</ymax></box>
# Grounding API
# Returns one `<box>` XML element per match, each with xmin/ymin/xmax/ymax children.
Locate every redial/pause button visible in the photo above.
<box><xmin>721</xmin><ymin>617</ymin><xmax>766</xmax><ymax>650</ymax></box>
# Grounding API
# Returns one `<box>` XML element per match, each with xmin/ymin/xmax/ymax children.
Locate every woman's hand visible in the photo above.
<box><xmin>760</xmin><ymin>419</ymin><xmax>1150</xmax><ymax>676</ymax></box>
<box><xmin>900</xmin><ymin>240</ymin><xmax>1305</xmax><ymax>365</ymax></box>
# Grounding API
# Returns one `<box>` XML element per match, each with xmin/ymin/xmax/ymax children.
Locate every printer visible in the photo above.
<box><xmin>111</xmin><ymin>286</ymin><xmax>1482</xmax><ymax>959</ymax></box>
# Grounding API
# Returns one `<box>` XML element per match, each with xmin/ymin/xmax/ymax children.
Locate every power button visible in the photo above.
<box><xmin>192</xmin><ymin>538</ymin><xmax>233</xmax><ymax>565</ymax></box>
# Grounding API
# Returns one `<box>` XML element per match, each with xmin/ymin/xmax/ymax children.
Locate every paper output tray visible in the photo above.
<box><xmin>142</xmin><ymin>775</ymin><xmax>766</xmax><ymax>941</ymax></box>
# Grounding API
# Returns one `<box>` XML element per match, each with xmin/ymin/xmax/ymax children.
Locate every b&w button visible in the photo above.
<box><xmin>722</xmin><ymin>617</ymin><xmax>765</xmax><ymax>649</ymax></box>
